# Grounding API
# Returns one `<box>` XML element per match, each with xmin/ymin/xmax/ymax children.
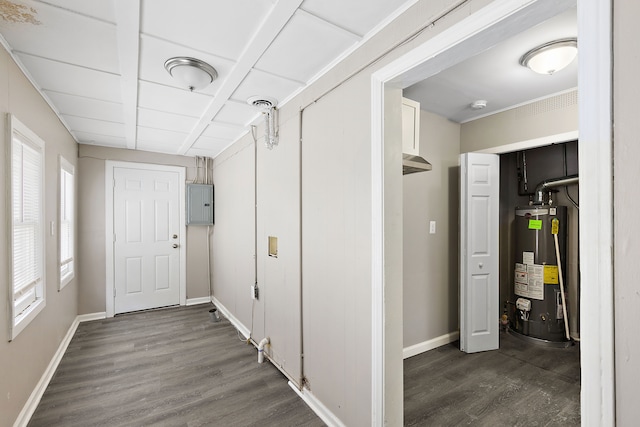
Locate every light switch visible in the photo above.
<box><xmin>429</xmin><ymin>221</ymin><xmax>436</xmax><ymax>234</ymax></box>
<box><xmin>50</xmin><ymin>221</ymin><xmax>55</xmax><ymax>236</ymax></box>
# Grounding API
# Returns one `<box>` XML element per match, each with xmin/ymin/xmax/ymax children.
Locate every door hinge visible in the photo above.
<box><xmin>113</xmin><ymin>233</ymin><xmax>116</xmax><ymax>242</ymax></box>
<box><xmin>113</xmin><ymin>287</ymin><xmax>116</xmax><ymax>297</ymax></box>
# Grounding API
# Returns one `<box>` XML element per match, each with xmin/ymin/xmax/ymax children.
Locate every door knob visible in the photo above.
<box><xmin>173</xmin><ymin>234</ymin><xmax>178</xmax><ymax>239</ymax></box>
<box><xmin>172</xmin><ymin>244</ymin><xmax>179</xmax><ymax>249</ymax></box>
<box><xmin>478</xmin><ymin>262</ymin><xmax>483</xmax><ymax>268</ymax></box>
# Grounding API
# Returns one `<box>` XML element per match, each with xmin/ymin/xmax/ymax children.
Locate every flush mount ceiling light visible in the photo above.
<box><xmin>164</xmin><ymin>57</ymin><xmax>218</xmax><ymax>91</ymax></box>
<box><xmin>519</xmin><ymin>38</ymin><xmax>577</xmax><ymax>75</ymax></box>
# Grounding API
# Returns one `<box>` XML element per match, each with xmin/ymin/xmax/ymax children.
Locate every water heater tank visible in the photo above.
<box><xmin>510</xmin><ymin>205</ymin><xmax>568</xmax><ymax>343</ymax></box>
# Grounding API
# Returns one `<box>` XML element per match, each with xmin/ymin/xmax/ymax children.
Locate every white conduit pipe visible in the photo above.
<box><xmin>257</xmin><ymin>337</ymin><xmax>270</xmax><ymax>364</ymax></box>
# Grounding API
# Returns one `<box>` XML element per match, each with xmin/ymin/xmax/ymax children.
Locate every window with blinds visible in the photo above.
<box><xmin>9</xmin><ymin>115</ymin><xmax>46</xmax><ymax>340</ymax></box>
<box><xmin>60</xmin><ymin>156</ymin><xmax>74</xmax><ymax>288</ymax></box>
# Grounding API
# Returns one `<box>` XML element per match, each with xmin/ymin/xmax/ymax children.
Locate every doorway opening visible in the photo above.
<box><xmin>372</xmin><ymin>0</ymin><xmax>613</xmax><ymax>425</ymax></box>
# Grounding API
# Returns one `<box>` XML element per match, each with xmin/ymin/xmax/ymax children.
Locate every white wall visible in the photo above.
<box><xmin>0</xmin><ymin>46</ymin><xmax>78</xmax><ymax>427</ymax></box>
<box><xmin>613</xmin><ymin>0</ymin><xmax>640</xmax><ymax>423</ymax></box>
<box><xmin>403</xmin><ymin>110</ymin><xmax>461</xmax><ymax>350</ymax></box>
<box><xmin>211</xmin><ymin>138</ymin><xmax>256</xmax><ymax>333</ymax></box>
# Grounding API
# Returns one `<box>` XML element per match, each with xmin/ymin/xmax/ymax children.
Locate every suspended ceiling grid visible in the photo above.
<box><xmin>0</xmin><ymin>0</ymin><xmax>415</xmax><ymax>157</ymax></box>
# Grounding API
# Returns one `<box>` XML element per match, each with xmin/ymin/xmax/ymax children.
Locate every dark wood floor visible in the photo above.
<box><xmin>29</xmin><ymin>304</ymin><xmax>580</xmax><ymax>426</ymax></box>
<box><xmin>404</xmin><ymin>331</ymin><xmax>581</xmax><ymax>426</ymax></box>
<box><xmin>29</xmin><ymin>304</ymin><xmax>324</xmax><ymax>427</ymax></box>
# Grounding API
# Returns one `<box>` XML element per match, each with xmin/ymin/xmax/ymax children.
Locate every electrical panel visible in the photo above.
<box><xmin>186</xmin><ymin>184</ymin><xmax>214</xmax><ymax>226</ymax></box>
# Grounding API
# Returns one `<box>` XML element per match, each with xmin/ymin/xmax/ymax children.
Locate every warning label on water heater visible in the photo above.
<box><xmin>514</xmin><ymin>263</ymin><xmax>544</xmax><ymax>300</ymax></box>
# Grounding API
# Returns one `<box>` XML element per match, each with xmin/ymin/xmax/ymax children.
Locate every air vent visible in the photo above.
<box><xmin>247</xmin><ymin>96</ymin><xmax>277</xmax><ymax>110</ymax></box>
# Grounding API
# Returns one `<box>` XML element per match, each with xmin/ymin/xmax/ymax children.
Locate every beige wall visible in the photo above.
<box><xmin>0</xmin><ymin>47</ymin><xmax>78</xmax><ymax>426</ymax></box>
<box><xmin>460</xmin><ymin>90</ymin><xmax>578</xmax><ymax>153</ymax></box>
<box><xmin>77</xmin><ymin>144</ymin><xmax>210</xmax><ymax>314</ymax></box>
<box><xmin>209</xmin><ymin>0</ymin><xmax>498</xmax><ymax>424</ymax></box>
<box><xmin>403</xmin><ymin>109</ymin><xmax>461</xmax><ymax>348</ymax></box>
<box><xmin>613</xmin><ymin>0</ymin><xmax>640</xmax><ymax>424</ymax></box>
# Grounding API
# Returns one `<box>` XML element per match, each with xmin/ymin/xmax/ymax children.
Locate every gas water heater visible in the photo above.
<box><xmin>510</xmin><ymin>205</ymin><xmax>568</xmax><ymax>343</ymax></box>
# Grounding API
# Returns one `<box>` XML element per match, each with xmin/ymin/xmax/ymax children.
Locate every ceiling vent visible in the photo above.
<box><xmin>247</xmin><ymin>96</ymin><xmax>277</xmax><ymax>110</ymax></box>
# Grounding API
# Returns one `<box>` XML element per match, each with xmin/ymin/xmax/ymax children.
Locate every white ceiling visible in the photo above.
<box><xmin>0</xmin><ymin>0</ymin><xmax>415</xmax><ymax>157</ymax></box>
<box><xmin>404</xmin><ymin>6</ymin><xmax>577</xmax><ymax>123</ymax></box>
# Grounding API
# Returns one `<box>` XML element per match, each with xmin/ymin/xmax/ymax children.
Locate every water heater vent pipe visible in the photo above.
<box><xmin>533</xmin><ymin>174</ymin><xmax>579</xmax><ymax>204</ymax></box>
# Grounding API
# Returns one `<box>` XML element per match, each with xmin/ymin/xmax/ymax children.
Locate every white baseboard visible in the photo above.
<box><xmin>288</xmin><ymin>381</ymin><xmax>346</xmax><ymax>427</ymax></box>
<box><xmin>186</xmin><ymin>297</ymin><xmax>212</xmax><ymax>306</ymax></box>
<box><xmin>13</xmin><ymin>316</ymin><xmax>81</xmax><ymax>427</ymax></box>
<box><xmin>211</xmin><ymin>297</ymin><xmax>250</xmax><ymax>339</ymax></box>
<box><xmin>403</xmin><ymin>331</ymin><xmax>459</xmax><ymax>359</ymax></box>
<box><xmin>77</xmin><ymin>312</ymin><xmax>106</xmax><ymax>322</ymax></box>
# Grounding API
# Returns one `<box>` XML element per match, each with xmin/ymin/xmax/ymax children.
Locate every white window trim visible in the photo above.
<box><xmin>59</xmin><ymin>155</ymin><xmax>75</xmax><ymax>289</ymax></box>
<box><xmin>7</xmin><ymin>114</ymin><xmax>46</xmax><ymax>341</ymax></box>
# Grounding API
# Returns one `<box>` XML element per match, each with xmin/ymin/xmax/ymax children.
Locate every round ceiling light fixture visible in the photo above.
<box><xmin>519</xmin><ymin>38</ymin><xmax>577</xmax><ymax>75</ymax></box>
<box><xmin>164</xmin><ymin>57</ymin><xmax>218</xmax><ymax>91</ymax></box>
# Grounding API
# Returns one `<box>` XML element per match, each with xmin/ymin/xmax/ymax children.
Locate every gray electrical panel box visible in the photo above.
<box><xmin>186</xmin><ymin>184</ymin><xmax>214</xmax><ymax>225</ymax></box>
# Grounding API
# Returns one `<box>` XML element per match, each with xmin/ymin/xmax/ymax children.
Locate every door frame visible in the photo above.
<box><xmin>105</xmin><ymin>161</ymin><xmax>187</xmax><ymax>317</ymax></box>
<box><xmin>371</xmin><ymin>0</ymin><xmax>613</xmax><ymax>425</ymax></box>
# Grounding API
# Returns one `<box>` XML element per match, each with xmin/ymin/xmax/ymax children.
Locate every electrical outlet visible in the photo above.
<box><xmin>251</xmin><ymin>284</ymin><xmax>259</xmax><ymax>300</ymax></box>
<box><xmin>429</xmin><ymin>221</ymin><xmax>436</xmax><ymax>234</ymax></box>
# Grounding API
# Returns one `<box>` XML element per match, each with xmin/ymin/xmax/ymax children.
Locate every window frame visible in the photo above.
<box><xmin>59</xmin><ymin>155</ymin><xmax>74</xmax><ymax>289</ymax></box>
<box><xmin>7</xmin><ymin>114</ymin><xmax>46</xmax><ymax>340</ymax></box>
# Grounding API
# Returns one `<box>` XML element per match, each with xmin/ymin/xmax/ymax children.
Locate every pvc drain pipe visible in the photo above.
<box><xmin>258</xmin><ymin>337</ymin><xmax>270</xmax><ymax>364</ymax></box>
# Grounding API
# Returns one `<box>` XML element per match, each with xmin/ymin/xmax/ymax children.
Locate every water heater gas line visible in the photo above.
<box><xmin>257</xmin><ymin>337</ymin><xmax>270</xmax><ymax>364</ymax></box>
<box><xmin>552</xmin><ymin>218</ymin><xmax>570</xmax><ymax>340</ymax></box>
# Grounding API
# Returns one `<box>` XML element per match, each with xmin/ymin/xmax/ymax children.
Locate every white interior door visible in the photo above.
<box><xmin>460</xmin><ymin>152</ymin><xmax>499</xmax><ymax>353</ymax></box>
<box><xmin>113</xmin><ymin>166</ymin><xmax>181</xmax><ymax>314</ymax></box>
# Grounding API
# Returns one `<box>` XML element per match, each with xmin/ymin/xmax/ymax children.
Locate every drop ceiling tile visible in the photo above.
<box><xmin>16</xmin><ymin>53</ymin><xmax>122</xmax><ymax>102</ymax></box>
<box><xmin>301</xmin><ymin>0</ymin><xmax>411</xmax><ymax>37</ymax></box>
<box><xmin>138</xmin><ymin>35</ymin><xmax>236</xmax><ymax>96</ymax></box>
<box><xmin>140</xmin><ymin>0</ymin><xmax>274</xmax><ymax>61</ymax></box>
<box><xmin>62</xmin><ymin>115</ymin><xmax>125</xmax><ymax>138</ymax></box>
<box><xmin>138</xmin><ymin>81</ymin><xmax>212</xmax><ymax>117</ymax></box>
<box><xmin>74</xmin><ymin>132</ymin><xmax>128</xmax><ymax>148</ymax></box>
<box><xmin>215</xmin><ymin>101</ymin><xmax>261</xmax><ymax>126</ymax></box>
<box><xmin>137</xmin><ymin>108</ymin><xmax>199</xmax><ymax>134</ymax></box>
<box><xmin>137</xmin><ymin>126</ymin><xmax>189</xmax><ymax>148</ymax></box>
<box><xmin>44</xmin><ymin>90</ymin><xmax>123</xmax><ymax>123</ymax></box>
<box><xmin>39</xmin><ymin>0</ymin><xmax>116</xmax><ymax>22</ymax></box>
<box><xmin>0</xmin><ymin>1</ymin><xmax>119</xmax><ymax>73</ymax></box>
<box><xmin>190</xmin><ymin>135</ymin><xmax>235</xmax><ymax>156</ymax></box>
<box><xmin>202</xmin><ymin>122</ymin><xmax>246</xmax><ymax>141</ymax></box>
<box><xmin>231</xmin><ymin>69</ymin><xmax>303</xmax><ymax>109</ymax></box>
<box><xmin>255</xmin><ymin>10</ymin><xmax>358</xmax><ymax>82</ymax></box>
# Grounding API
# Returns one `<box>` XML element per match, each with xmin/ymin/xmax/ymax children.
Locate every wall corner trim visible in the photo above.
<box><xmin>13</xmin><ymin>316</ymin><xmax>81</xmax><ymax>427</ymax></box>
<box><xmin>287</xmin><ymin>381</ymin><xmax>346</xmax><ymax>427</ymax></box>
<box><xmin>402</xmin><ymin>331</ymin><xmax>460</xmax><ymax>360</ymax></box>
<box><xmin>186</xmin><ymin>297</ymin><xmax>212</xmax><ymax>306</ymax></box>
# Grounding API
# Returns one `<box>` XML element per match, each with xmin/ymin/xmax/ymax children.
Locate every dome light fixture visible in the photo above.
<box><xmin>164</xmin><ymin>57</ymin><xmax>218</xmax><ymax>91</ymax></box>
<box><xmin>519</xmin><ymin>38</ymin><xmax>577</xmax><ymax>75</ymax></box>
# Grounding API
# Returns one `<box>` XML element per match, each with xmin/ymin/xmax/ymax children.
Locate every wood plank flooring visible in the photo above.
<box><xmin>404</xmin><ymin>331</ymin><xmax>581</xmax><ymax>426</ymax></box>
<box><xmin>29</xmin><ymin>304</ymin><xmax>580</xmax><ymax>426</ymax></box>
<box><xmin>29</xmin><ymin>304</ymin><xmax>324</xmax><ymax>427</ymax></box>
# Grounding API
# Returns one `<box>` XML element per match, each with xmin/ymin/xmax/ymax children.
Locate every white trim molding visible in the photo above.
<box><xmin>288</xmin><ymin>381</ymin><xmax>346</xmax><ymax>427</ymax></box>
<box><xmin>105</xmin><ymin>161</ymin><xmax>187</xmax><ymax>317</ymax></box>
<box><xmin>403</xmin><ymin>332</ymin><xmax>460</xmax><ymax>360</ymax></box>
<box><xmin>211</xmin><ymin>297</ymin><xmax>250</xmax><ymax>339</ymax></box>
<box><xmin>186</xmin><ymin>297</ymin><xmax>212</xmax><ymax>306</ymax></box>
<box><xmin>577</xmin><ymin>0</ymin><xmax>615</xmax><ymax>424</ymax></box>
<box><xmin>77</xmin><ymin>312</ymin><xmax>107</xmax><ymax>322</ymax></box>
<box><xmin>13</xmin><ymin>317</ymin><xmax>80</xmax><ymax>427</ymax></box>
